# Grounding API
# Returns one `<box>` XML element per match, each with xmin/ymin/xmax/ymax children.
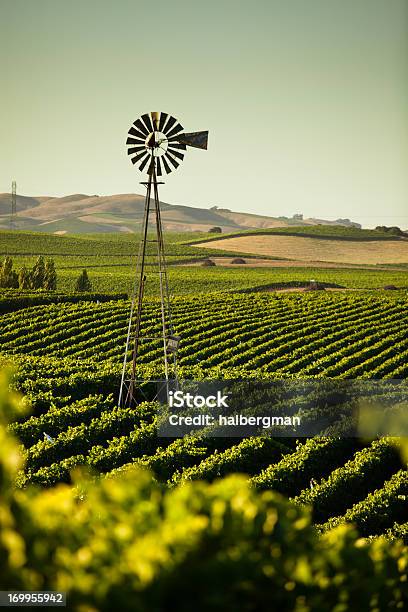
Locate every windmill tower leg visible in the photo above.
<box><xmin>119</xmin><ymin>154</ymin><xmax>178</xmax><ymax>408</ymax></box>
<box><xmin>152</xmin><ymin>163</ymin><xmax>179</xmax><ymax>396</ymax></box>
<box><xmin>119</xmin><ymin>157</ymin><xmax>153</xmax><ymax>408</ymax></box>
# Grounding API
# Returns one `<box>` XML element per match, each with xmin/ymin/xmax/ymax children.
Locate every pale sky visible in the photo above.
<box><xmin>1</xmin><ymin>0</ymin><xmax>407</xmax><ymax>227</ymax></box>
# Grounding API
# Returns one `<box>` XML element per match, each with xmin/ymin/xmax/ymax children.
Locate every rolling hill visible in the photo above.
<box><xmin>0</xmin><ymin>192</ymin><xmax>362</xmax><ymax>234</ymax></box>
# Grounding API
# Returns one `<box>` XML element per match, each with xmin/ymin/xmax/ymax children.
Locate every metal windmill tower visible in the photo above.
<box><xmin>118</xmin><ymin>112</ymin><xmax>208</xmax><ymax>408</ymax></box>
<box><xmin>10</xmin><ymin>181</ymin><xmax>17</xmax><ymax>229</ymax></box>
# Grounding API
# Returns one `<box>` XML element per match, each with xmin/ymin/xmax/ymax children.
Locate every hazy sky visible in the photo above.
<box><xmin>1</xmin><ymin>0</ymin><xmax>407</xmax><ymax>227</ymax></box>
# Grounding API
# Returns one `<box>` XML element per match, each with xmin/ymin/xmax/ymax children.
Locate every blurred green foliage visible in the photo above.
<box><xmin>1</xmin><ymin>371</ymin><xmax>408</xmax><ymax>611</ymax></box>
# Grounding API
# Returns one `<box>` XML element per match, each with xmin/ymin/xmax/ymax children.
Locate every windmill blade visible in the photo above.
<box><xmin>133</xmin><ymin>118</ymin><xmax>149</xmax><ymax>136</ymax></box>
<box><xmin>128</xmin><ymin>127</ymin><xmax>147</xmax><ymax>141</ymax></box>
<box><xmin>131</xmin><ymin>151</ymin><xmax>148</xmax><ymax>165</ymax></box>
<box><xmin>158</xmin><ymin>112</ymin><xmax>168</xmax><ymax>132</ymax></box>
<box><xmin>163</xmin><ymin>115</ymin><xmax>177</xmax><ymax>134</ymax></box>
<box><xmin>126</xmin><ymin>112</ymin><xmax>208</xmax><ymax>174</ymax></box>
<box><xmin>167</xmin><ymin>148</ymin><xmax>184</xmax><ymax>161</ymax></box>
<box><xmin>139</xmin><ymin>154</ymin><xmax>150</xmax><ymax>172</ymax></box>
<box><xmin>165</xmin><ymin>152</ymin><xmax>180</xmax><ymax>170</ymax></box>
<box><xmin>162</xmin><ymin>155</ymin><xmax>172</xmax><ymax>174</ymax></box>
<box><xmin>156</xmin><ymin>157</ymin><xmax>163</xmax><ymax>177</ymax></box>
<box><xmin>166</xmin><ymin>142</ymin><xmax>186</xmax><ymax>150</ymax></box>
<box><xmin>141</xmin><ymin>113</ymin><xmax>154</xmax><ymax>133</ymax></box>
<box><xmin>166</xmin><ymin>123</ymin><xmax>184</xmax><ymax>139</ymax></box>
<box><xmin>126</xmin><ymin>136</ymin><xmax>146</xmax><ymax>146</ymax></box>
<box><xmin>151</xmin><ymin>112</ymin><xmax>160</xmax><ymax>130</ymax></box>
<box><xmin>177</xmin><ymin>131</ymin><xmax>208</xmax><ymax>150</ymax></box>
<box><xmin>128</xmin><ymin>145</ymin><xmax>146</xmax><ymax>155</ymax></box>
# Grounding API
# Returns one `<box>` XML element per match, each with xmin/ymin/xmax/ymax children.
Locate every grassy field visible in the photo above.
<box><xmin>1</xmin><ymin>291</ymin><xmax>407</xmax><ymax>546</ymax></box>
<box><xmin>1</xmin><ymin>229</ymin><xmax>408</xmax><ymax>294</ymax></box>
<box><xmin>2</xmin><ymin>293</ymin><xmax>407</xmax><ymax>376</ymax></box>
<box><xmin>50</xmin><ymin>267</ymin><xmax>408</xmax><ymax>294</ymax></box>
<box><xmin>1</xmin><ymin>227</ymin><xmax>408</xmax><ymax>610</ymax></box>
<box><xmin>188</xmin><ymin>224</ymin><xmax>404</xmax><ymax>241</ymax></box>
<box><xmin>0</xmin><ymin>229</ymin><xmax>217</xmax><ymax>257</ymax></box>
<box><xmin>1</xmin><ymin>228</ymin><xmax>407</xmax><ymax>544</ymax></box>
<box><xmin>195</xmin><ymin>234</ymin><xmax>408</xmax><ymax>265</ymax></box>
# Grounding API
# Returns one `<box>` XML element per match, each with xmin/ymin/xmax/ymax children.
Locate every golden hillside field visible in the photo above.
<box><xmin>196</xmin><ymin>235</ymin><xmax>408</xmax><ymax>265</ymax></box>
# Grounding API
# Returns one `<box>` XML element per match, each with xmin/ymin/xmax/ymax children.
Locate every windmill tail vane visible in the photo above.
<box><xmin>119</xmin><ymin>112</ymin><xmax>208</xmax><ymax>408</ymax></box>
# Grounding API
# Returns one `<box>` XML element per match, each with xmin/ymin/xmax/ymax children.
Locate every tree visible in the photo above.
<box><xmin>375</xmin><ymin>225</ymin><xmax>405</xmax><ymax>237</ymax></box>
<box><xmin>209</xmin><ymin>226</ymin><xmax>222</xmax><ymax>234</ymax></box>
<box><xmin>18</xmin><ymin>266</ymin><xmax>31</xmax><ymax>290</ymax></box>
<box><xmin>30</xmin><ymin>256</ymin><xmax>46</xmax><ymax>289</ymax></box>
<box><xmin>75</xmin><ymin>269</ymin><xmax>92</xmax><ymax>292</ymax></box>
<box><xmin>388</xmin><ymin>226</ymin><xmax>403</xmax><ymax>236</ymax></box>
<box><xmin>0</xmin><ymin>256</ymin><xmax>19</xmax><ymax>288</ymax></box>
<box><xmin>44</xmin><ymin>259</ymin><xmax>57</xmax><ymax>290</ymax></box>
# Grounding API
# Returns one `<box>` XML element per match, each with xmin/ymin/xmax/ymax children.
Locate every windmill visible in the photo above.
<box><xmin>118</xmin><ymin>112</ymin><xmax>208</xmax><ymax>408</ymax></box>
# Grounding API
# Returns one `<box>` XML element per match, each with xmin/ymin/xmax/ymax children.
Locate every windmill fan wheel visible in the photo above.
<box><xmin>126</xmin><ymin>111</ymin><xmax>208</xmax><ymax>176</ymax></box>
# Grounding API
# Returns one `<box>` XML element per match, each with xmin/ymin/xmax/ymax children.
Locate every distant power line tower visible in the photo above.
<box><xmin>118</xmin><ymin>111</ymin><xmax>208</xmax><ymax>408</ymax></box>
<box><xmin>10</xmin><ymin>181</ymin><xmax>17</xmax><ymax>229</ymax></box>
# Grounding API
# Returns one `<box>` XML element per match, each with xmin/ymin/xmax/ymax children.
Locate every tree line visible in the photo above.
<box><xmin>0</xmin><ymin>256</ymin><xmax>57</xmax><ymax>290</ymax></box>
<box><xmin>0</xmin><ymin>256</ymin><xmax>92</xmax><ymax>292</ymax></box>
<box><xmin>376</xmin><ymin>225</ymin><xmax>407</xmax><ymax>237</ymax></box>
